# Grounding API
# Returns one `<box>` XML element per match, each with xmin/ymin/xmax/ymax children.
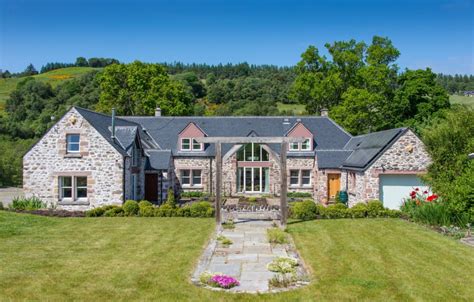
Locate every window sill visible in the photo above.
<box><xmin>289</xmin><ymin>185</ymin><xmax>313</xmax><ymax>189</ymax></box>
<box><xmin>64</xmin><ymin>153</ymin><xmax>82</xmax><ymax>158</ymax></box>
<box><xmin>182</xmin><ymin>185</ymin><xmax>203</xmax><ymax>189</ymax></box>
<box><xmin>58</xmin><ymin>200</ymin><xmax>90</xmax><ymax>206</ymax></box>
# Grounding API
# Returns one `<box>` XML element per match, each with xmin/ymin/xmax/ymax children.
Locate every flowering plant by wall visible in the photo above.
<box><xmin>407</xmin><ymin>188</ymin><xmax>438</xmax><ymax>205</ymax></box>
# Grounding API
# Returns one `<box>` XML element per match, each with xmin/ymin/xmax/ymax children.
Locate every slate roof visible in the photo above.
<box><xmin>74</xmin><ymin>106</ymin><xmax>409</xmax><ymax>172</ymax></box>
<box><xmin>145</xmin><ymin>150</ymin><xmax>171</xmax><ymax>170</ymax></box>
<box><xmin>341</xmin><ymin>128</ymin><xmax>407</xmax><ymax>170</ymax></box>
<box><xmin>121</xmin><ymin>116</ymin><xmax>352</xmax><ymax>157</ymax></box>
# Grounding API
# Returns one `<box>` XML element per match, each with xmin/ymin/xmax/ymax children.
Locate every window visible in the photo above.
<box><xmin>289</xmin><ymin>170</ymin><xmax>312</xmax><ymax>187</ymax></box>
<box><xmin>181</xmin><ymin>138</ymin><xmax>191</xmax><ymax>151</ymax></box>
<box><xmin>66</xmin><ymin>134</ymin><xmax>80</xmax><ymax>153</ymax></box>
<box><xmin>288</xmin><ymin>138</ymin><xmax>312</xmax><ymax>151</ymax></box>
<box><xmin>237</xmin><ymin>143</ymin><xmax>269</xmax><ymax>162</ymax></box>
<box><xmin>301</xmin><ymin>170</ymin><xmax>311</xmax><ymax>185</ymax></box>
<box><xmin>59</xmin><ymin>176</ymin><xmax>87</xmax><ymax>201</ymax></box>
<box><xmin>350</xmin><ymin>172</ymin><xmax>356</xmax><ymax>191</ymax></box>
<box><xmin>180</xmin><ymin>169</ymin><xmax>202</xmax><ymax>187</ymax></box>
<box><xmin>290</xmin><ymin>170</ymin><xmax>299</xmax><ymax>186</ymax></box>
<box><xmin>181</xmin><ymin>138</ymin><xmax>203</xmax><ymax>151</ymax></box>
<box><xmin>301</xmin><ymin>139</ymin><xmax>311</xmax><ymax>151</ymax></box>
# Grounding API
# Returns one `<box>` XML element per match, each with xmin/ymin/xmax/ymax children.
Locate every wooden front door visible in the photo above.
<box><xmin>327</xmin><ymin>174</ymin><xmax>341</xmax><ymax>200</ymax></box>
<box><xmin>145</xmin><ymin>173</ymin><xmax>158</xmax><ymax>202</ymax></box>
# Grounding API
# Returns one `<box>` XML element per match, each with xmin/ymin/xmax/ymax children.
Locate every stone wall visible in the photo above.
<box><xmin>23</xmin><ymin>108</ymin><xmax>125</xmax><ymax>211</ymax></box>
<box><xmin>348</xmin><ymin>129</ymin><xmax>431</xmax><ymax>205</ymax></box>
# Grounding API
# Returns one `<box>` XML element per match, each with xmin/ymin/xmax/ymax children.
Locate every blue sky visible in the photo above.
<box><xmin>0</xmin><ymin>0</ymin><xmax>473</xmax><ymax>74</ymax></box>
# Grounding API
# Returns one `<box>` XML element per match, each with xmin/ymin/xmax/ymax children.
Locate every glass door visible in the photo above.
<box><xmin>238</xmin><ymin>167</ymin><xmax>269</xmax><ymax>193</ymax></box>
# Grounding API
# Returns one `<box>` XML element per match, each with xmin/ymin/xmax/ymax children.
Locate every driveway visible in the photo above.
<box><xmin>0</xmin><ymin>187</ymin><xmax>23</xmax><ymax>207</ymax></box>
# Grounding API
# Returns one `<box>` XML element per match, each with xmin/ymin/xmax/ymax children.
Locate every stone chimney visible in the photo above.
<box><xmin>155</xmin><ymin>107</ymin><xmax>162</xmax><ymax>117</ymax></box>
<box><xmin>320</xmin><ymin>108</ymin><xmax>329</xmax><ymax>117</ymax></box>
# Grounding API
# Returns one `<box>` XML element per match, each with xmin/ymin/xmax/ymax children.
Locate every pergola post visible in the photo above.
<box><xmin>280</xmin><ymin>141</ymin><xmax>288</xmax><ymax>228</ymax></box>
<box><xmin>215</xmin><ymin>142</ymin><xmax>222</xmax><ymax>225</ymax></box>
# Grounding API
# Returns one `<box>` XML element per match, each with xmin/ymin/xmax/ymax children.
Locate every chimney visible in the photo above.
<box><xmin>320</xmin><ymin>108</ymin><xmax>329</xmax><ymax>117</ymax></box>
<box><xmin>155</xmin><ymin>107</ymin><xmax>162</xmax><ymax>116</ymax></box>
<box><xmin>111</xmin><ymin>108</ymin><xmax>116</xmax><ymax>139</ymax></box>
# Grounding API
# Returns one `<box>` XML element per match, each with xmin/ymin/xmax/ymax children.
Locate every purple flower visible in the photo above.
<box><xmin>210</xmin><ymin>274</ymin><xmax>240</xmax><ymax>289</ymax></box>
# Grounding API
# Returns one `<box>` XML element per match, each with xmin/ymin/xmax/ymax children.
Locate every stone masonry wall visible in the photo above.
<box><xmin>348</xmin><ymin>129</ymin><xmax>431</xmax><ymax>206</ymax></box>
<box><xmin>23</xmin><ymin>108</ymin><xmax>125</xmax><ymax>211</ymax></box>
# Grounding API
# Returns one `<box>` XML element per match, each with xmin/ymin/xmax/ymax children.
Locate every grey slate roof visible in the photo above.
<box><xmin>316</xmin><ymin>150</ymin><xmax>353</xmax><ymax>169</ymax></box>
<box><xmin>145</xmin><ymin>150</ymin><xmax>171</xmax><ymax>170</ymax></box>
<box><xmin>121</xmin><ymin>116</ymin><xmax>352</xmax><ymax>157</ymax></box>
<box><xmin>341</xmin><ymin>128</ymin><xmax>407</xmax><ymax>170</ymax></box>
<box><xmin>74</xmin><ymin>106</ymin><xmax>408</xmax><ymax>172</ymax></box>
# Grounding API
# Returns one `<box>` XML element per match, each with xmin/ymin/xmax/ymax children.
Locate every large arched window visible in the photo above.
<box><xmin>236</xmin><ymin>143</ymin><xmax>269</xmax><ymax>162</ymax></box>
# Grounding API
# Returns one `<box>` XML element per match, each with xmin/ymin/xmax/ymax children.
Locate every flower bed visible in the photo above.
<box><xmin>199</xmin><ymin>272</ymin><xmax>239</xmax><ymax>289</ymax></box>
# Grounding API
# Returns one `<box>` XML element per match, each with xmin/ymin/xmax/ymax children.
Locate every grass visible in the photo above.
<box><xmin>276</xmin><ymin>102</ymin><xmax>307</xmax><ymax>115</ymax></box>
<box><xmin>450</xmin><ymin>94</ymin><xmax>474</xmax><ymax>108</ymax></box>
<box><xmin>0</xmin><ymin>67</ymin><xmax>99</xmax><ymax>109</ymax></box>
<box><xmin>1</xmin><ymin>212</ymin><xmax>473</xmax><ymax>301</ymax></box>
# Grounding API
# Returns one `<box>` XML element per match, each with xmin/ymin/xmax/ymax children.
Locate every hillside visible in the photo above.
<box><xmin>0</xmin><ymin>67</ymin><xmax>99</xmax><ymax>110</ymax></box>
<box><xmin>450</xmin><ymin>94</ymin><xmax>474</xmax><ymax>108</ymax></box>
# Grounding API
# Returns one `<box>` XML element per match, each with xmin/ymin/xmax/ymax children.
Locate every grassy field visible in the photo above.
<box><xmin>1</xmin><ymin>212</ymin><xmax>473</xmax><ymax>301</ymax></box>
<box><xmin>0</xmin><ymin>67</ymin><xmax>98</xmax><ymax>109</ymax></box>
<box><xmin>277</xmin><ymin>102</ymin><xmax>307</xmax><ymax>115</ymax></box>
<box><xmin>450</xmin><ymin>94</ymin><xmax>474</xmax><ymax>108</ymax></box>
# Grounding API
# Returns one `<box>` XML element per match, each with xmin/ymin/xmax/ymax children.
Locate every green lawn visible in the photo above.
<box><xmin>1</xmin><ymin>212</ymin><xmax>473</xmax><ymax>301</ymax></box>
<box><xmin>0</xmin><ymin>67</ymin><xmax>99</xmax><ymax>110</ymax></box>
<box><xmin>450</xmin><ymin>94</ymin><xmax>474</xmax><ymax>108</ymax></box>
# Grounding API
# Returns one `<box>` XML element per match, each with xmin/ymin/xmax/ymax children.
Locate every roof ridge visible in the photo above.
<box><xmin>121</xmin><ymin>115</ymin><xmax>329</xmax><ymax>119</ymax></box>
<box><xmin>73</xmin><ymin>106</ymin><xmax>141</xmax><ymax>126</ymax></box>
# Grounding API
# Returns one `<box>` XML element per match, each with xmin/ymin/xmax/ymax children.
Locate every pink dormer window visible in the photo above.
<box><xmin>287</xmin><ymin>122</ymin><xmax>313</xmax><ymax>151</ymax></box>
<box><xmin>179</xmin><ymin>122</ymin><xmax>205</xmax><ymax>152</ymax></box>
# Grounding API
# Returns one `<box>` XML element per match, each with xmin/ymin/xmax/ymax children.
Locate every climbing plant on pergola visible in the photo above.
<box><xmin>196</xmin><ymin>136</ymin><xmax>305</xmax><ymax>228</ymax></box>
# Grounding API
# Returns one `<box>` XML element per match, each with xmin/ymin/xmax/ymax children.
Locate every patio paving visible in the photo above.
<box><xmin>192</xmin><ymin>219</ymin><xmax>308</xmax><ymax>293</ymax></box>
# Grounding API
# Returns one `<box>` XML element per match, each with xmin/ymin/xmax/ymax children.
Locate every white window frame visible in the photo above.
<box><xmin>181</xmin><ymin>138</ymin><xmax>203</xmax><ymax>152</ymax></box>
<box><xmin>59</xmin><ymin>176</ymin><xmax>88</xmax><ymax>202</ymax></box>
<box><xmin>180</xmin><ymin>169</ymin><xmax>202</xmax><ymax>187</ymax></box>
<box><xmin>290</xmin><ymin>170</ymin><xmax>300</xmax><ymax>186</ymax></box>
<box><xmin>66</xmin><ymin>134</ymin><xmax>80</xmax><ymax>153</ymax></box>
<box><xmin>237</xmin><ymin>143</ymin><xmax>269</xmax><ymax>162</ymax></box>
<box><xmin>289</xmin><ymin>169</ymin><xmax>312</xmax><ymax>187</ymax></box>
<box><xmin>288</xmin><ymin>138</ymin><xmax>312</xmax><ymax>151</ymax></box>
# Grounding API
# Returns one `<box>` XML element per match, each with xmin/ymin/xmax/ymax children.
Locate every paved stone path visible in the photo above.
<box><xmin>193</xmin><ymin>219</ymin><xmax>307</xmax><ymax>293</ymax></box>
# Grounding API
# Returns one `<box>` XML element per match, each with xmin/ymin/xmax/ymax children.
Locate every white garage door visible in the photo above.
<box><xmin>379</xmin><ymin>175</ymin><xmax>428</xmax><ymax>210</ymax></box>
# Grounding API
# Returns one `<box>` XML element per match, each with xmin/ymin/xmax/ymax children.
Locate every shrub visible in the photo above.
<box><xmin>269</xmin><ymin>273</ymin><xmax>296</xmax><ymax>288</ymax></box>
<box><xmin>10</xmin><ymin>196</ymin><xmax>46</xmax><ymax>211</ymax></box>
<box><xmin>382</xmin><ymin>209</ymin><xmax>402</xmax><ymax>218</ymax></box>
<box><xmin>155</xmin><ymin>204</ymin><xmax>176</xmax><ymax>217</ymax></box>
<box><xmin>123</xmin><ymin>200</ymin><xmax>139</xmax><ymax>216</ymax></box>
<box><xmin>287</xmin><ymin>192</ymin><xmax>312</xmax><ymax>198</ymax></box>
<box><xmin>290</xmin><ymin>200</ymin><xmax>317</xmax><ymax>220</ymax></box>
<box><xmin>320</xmin><ymin>203</ymin><xmax>348</xmax><ymax>219</ymax></box>
<box><xmin>267</xmin><ymin>228</ymin><xmax>288</xmax><ymax>244</ymax></box>
<box><xmin>138</xmin><ymin>200</ymin><xmax>153</xmax><ymax>208</ymax></box>
<box><xmin>267</xmin><ymin>257</ymin><xmax>298</xmax><ymax>274</ymax></box>
<box><xmin>166</xmin><ymin>188</ymin><xmax>176</xmax><ymax>208</ymax></box>
<box><xmin>366</xmin><ymin>200</ymin><xmax>384</xmax><ymax>217</ymax></box>
<box><xmin>0</xmin><ymin>202</ymin><xmax>3</xmax><ymax>210</ymax></box>
<box><xmin>139</xmin><ymin>206</ymin><xmax>155</xmax><ymax>217</ymax></box>
<box><xmin>222</xmin><ymin>220</ymin><xmax>235</xmax><ymax>229</ymax></box>
<box><xmin>177</xmin><ymin>205</ymin><xmax>192</xmax><ymax>217</ymax></box>
<box><xmin>180</xmin><ymin>191</ymin><xmax>207</xmax><ymax>198</ymax></box>
<box><xmin>349</xmin><ymin>203</ymin><xmax>367</xmax><ymax>218</ymax></box>
<box><xmin>104</xmin><ymin>206</ymin><xmax>124</xmax><ymax>217</ymax></box>
<box><xmin>190</xmin><ymin>201</ymin><xmax>214</xmax><ymax>218</ymax></box>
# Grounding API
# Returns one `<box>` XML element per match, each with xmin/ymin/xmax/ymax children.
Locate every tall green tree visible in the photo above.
<box><xmin>96</xmin><ymin>61</ymin><xmax>193</xmax><ymax>116</ymax></box>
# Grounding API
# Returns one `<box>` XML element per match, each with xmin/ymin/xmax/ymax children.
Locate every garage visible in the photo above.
<box><xmin>379</xmin><ymin>174</ymin><xmax>429</xmax><ymax>209</ymax></box>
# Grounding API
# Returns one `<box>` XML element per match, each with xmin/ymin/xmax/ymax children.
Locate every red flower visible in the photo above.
<box><xmin>410</xmin><ymin>191</ymin><xmax>417</xmax><ymax>199</ymax></box>
<box><xmin>426</xmin><ymin>194</ymin><xmax>438</xmax><ymax>202</ymax></box>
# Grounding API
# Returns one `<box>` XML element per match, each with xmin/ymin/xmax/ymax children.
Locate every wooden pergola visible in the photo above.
<box><xmin>196</xmin><ymin>136</ymin><xmax>306</xmax><ymax>228</ymax></box>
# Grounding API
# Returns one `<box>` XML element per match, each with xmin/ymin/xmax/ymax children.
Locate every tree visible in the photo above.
<box><xmin>75</xmin><ymin>57</ymin><xmax>88</xmax><ymax>67</ymax></box>
<box><xmin>422</xmin><ymin>107</ymin><xmax>474</xmax><ymax>219</ymax></box>
<box><xmin>23</xmin><ymin>63</ymin><xmax>38</xmax><ymax>76</ymax></box>
<box><xmin>96</xmin><ymin>61</ymin><xmax>193</xmax><ymax>116</ymax></box>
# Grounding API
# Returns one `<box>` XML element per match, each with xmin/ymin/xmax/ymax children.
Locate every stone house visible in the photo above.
<box><xmin>23</xmin><ymin>106</ymin><xmax>431</xmax><ymax>210</ymax></box>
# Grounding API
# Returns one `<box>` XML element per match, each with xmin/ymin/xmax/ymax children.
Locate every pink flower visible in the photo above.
<box><xmin>210</xmin><ymin>274</ymin><xmax>240</xmax><ymax>289</ymax></box>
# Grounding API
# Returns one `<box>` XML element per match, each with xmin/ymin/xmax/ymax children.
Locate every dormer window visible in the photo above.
<box><xmin>289</xmin><ymin>138</ymin><xmax>312</xmax><ymax>151</ymax></box>
<box><xmin>181</xmin><ymin>138</ymin><xmax>203</xmax><ymax>151</ymax></box>
<box><xmin>66</xmin><ymin>134</ymin><xmax>80</xmax><ymax>153</ymax></box>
